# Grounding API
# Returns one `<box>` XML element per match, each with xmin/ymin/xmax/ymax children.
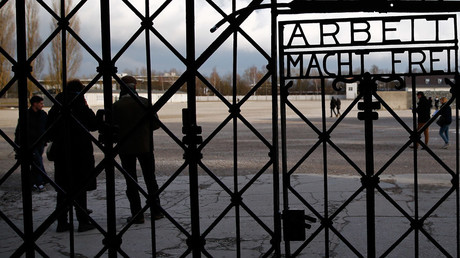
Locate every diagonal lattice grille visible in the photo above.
<box><xmin>2</xmin><ymin>0</ymin><xmax>460</xmax><ymax>257</ymax></box>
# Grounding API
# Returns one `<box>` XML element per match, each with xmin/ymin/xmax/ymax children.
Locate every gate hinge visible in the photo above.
<box><xmin>283</xmin><ymin>209</ymin><xmax>317</xmax><ymax>241</ymax></box>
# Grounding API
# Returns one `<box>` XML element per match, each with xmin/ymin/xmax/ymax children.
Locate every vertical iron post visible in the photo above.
<box><xmin>143</xmin><ymin>1</ymin><xmax>158</xmax><ymax>254</ymax></box>
<box><xmin>271</xmin><ymin>0</ymin><xmax>281</xmax><ymax>256</ymax></box>
<box><xmin>278</xmin><ymin>23</ymin><xmax>291</xmax><ymax>256</ymax></box>
<box><xmin>100</xmin><ymin>0</ymin><xmax>117</xmax><ymax>257</ymax></box>
<box><xmin>16</xmin><ymin>0</ymin><xmax>34</xmax><ymax>256</ymax></box>
<box><xmin>231</xmin><ymin>0</ymin><xmax>241</xmax><ymax>256</ymax></box>
<box><xmin>185</xmin><ymin>0</ymin><xmax>202</xmax><ymax>257</ymax></box>
<box><xmin>358</xmin><ymin>73</ymin><xmax>378</xmax><ymax>258</ymax></box>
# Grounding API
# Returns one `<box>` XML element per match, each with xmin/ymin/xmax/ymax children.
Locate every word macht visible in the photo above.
<box><xmin>280</xmin><ymin>14</ymin><xmax>457</xmax><ymax>78</ymax></box>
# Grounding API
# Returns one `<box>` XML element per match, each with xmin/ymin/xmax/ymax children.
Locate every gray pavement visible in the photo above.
<box><xmin>0</xmin><ymin>174</ymin><xmax>457</xmax><ymax>257</ymax></box>
<box><xmin>0</xmin><ymin>100</ymin><xmax>459</xmax><ymax>257</ymax></box>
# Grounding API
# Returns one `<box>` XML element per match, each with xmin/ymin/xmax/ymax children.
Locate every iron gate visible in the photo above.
<box><xmin>0</xmin><ymin>0</ymin><xmax>459</xmax><ymax>257</ymax></box>
<box><xmin>279</xmin><ymin>13</ymin><xmax>459</xmax><ymax>257</ymax></box>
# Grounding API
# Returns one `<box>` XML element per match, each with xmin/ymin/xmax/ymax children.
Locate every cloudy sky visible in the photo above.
<box><xmin>35</xmin><ymin>0</ymin><xmax>275</xmax><ymax>78</ymax></box>
<box><xmin>34</xmin><ymin>0</ymin><xmax>458</xmax><ymax>78</ymax></box>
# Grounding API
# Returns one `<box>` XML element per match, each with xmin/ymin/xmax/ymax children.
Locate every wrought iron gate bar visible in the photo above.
<box><xmin>197</xmin><ymin>116</ymin><xmax>233</xmax><ymax>150</ymax></box>
<box><xmin>284</xmin><ymin>96</ymin><xmax>368</xmax><ymax>178</ymax></box>
<box><xmin>150</xmin><ymin>0</ymin><xmax>171</xmax><ymax>20</ymax></box>
<box><xmin>279</xmin><ymin>9</ymin><xmax>459</xmax><ymax>256</ymax></box>
<box><xmin>0</xmin><ymin>46</ymin><xmax>15</xmax><ymax>66</ymax></box>
<box><xmin>112</xmin><ymin>28</ymin><xmax>145</xmax><ymax>63</ymax></box>
<box><xmin>14</xmin><ymin>0</ymin><xmax>34</xmax><ymax>255</ymax></box>
<box><xmin>287</xmin><ymin>180</ymin><xmax>368</xmax><ymax>256</ymax></box>
<box><xmin>231</xmin><ymin>2</ymin><xmax>241</xmax><ymax>256</ymax></box>
<box><xmin>329</xmin><ymin>225</ymin><xmax>363</xmax><ymax>257</ymax></box>
<box><xmin>326</xmin><ymin>139</ymin><xmax>365</xmax><ymax>176</ymax></box>
<box><xmin>0</xmin><ymin>79</ymin><xmax>15</xmax><ymax>98</ymax></box>
<box><xmin>237</xmin><ymin>114</ymin><xmax>273</xmax><ymax>148</ymax></box>
<box><xmin>195</xmin><ymin>72</ymin><xmax>230</xmax><ymax>103</ymax></box>
<box><xmin>3</xmin><ymin>0</ymin><xmax>460</xmax><ymax>256</ymax></box>
<box><xmin>147</xmin><ymin>0</ymin><xmax>266</xmax><ymax>119</ymax></box>
<box><xmin>284</xmin><ymin>99</ymin><xmax>321</xmax><ymax>134</ymax></box>
<box><xmin>148</xmin><ymin>26</ymin><xmax>188</xmax><ymax>64</ymax></box>
<box><xmin>197</xmin><ymin>162</ymin><xmax>233</xmax><ymax>196</ymax></box>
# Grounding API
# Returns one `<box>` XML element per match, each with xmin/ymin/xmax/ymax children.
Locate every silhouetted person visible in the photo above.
<box><xmin>330</xmin><ymin>97</ymin><xmax>337</xmax><ymax>117</ymax></box>
<box><xmin>335</xmin><ymin>97</ymin><xmax>341</xmax><ymax>117</ymax></box>
<box><xmin>47</xmin><ymin>79</ymin><xmax>97</xmax><ymax>232</ymax></box>
<box><xmin>437</xmin><ymin>97</ymin><xmax>452</xmax><ymax>149</ymax></box>
<box><xmin>434</xmin><ymin>96</ymin><xmax>440</xmax><ymax>110</ymax></box>
<box><xmin>113</xmin><ymin>75</ymin><xmax>163</xmax><ymax>224</ymax></box>
<box><xmin>411</xmin><ymin>91</ymin><xmax>431</xmax><ymax>149</ymax></box>
<box><xmin>15</xmin><ymin>95</ymin><xmax>48</xmax><ymax>191</ymax></box>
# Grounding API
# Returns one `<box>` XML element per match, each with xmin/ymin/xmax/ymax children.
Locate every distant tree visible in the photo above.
<box><xmin>168</xmin><ymin>68</ymin><xmax>180</xmax><ymax>76</ymax></box>
<box><xmin>48</xmin><ymin>0</ymin><xmax>82</xmax><ymax>92</ymax></box>
<box><xmin>243</xmin><ymin>66</ymin><xmax>258</xmax><ymax>88</ymax></box>
<box><xmin>140</xmin><ymin>67</ymin><xmax>147</xmax><ymax>76</ymax></box>
<box><xmin>220</xmin><ymin>73</ymin><xmax>232</xmax><ymax>96</ymax></box>
<box><xmin>26</xmin><ymin>0</ymin><xmax>43</xmax><ymax>97</ymax></box>
<box><xmin>229</xmin><ymin>73</ymin><xmax>250</xmax><ymax>96</ymax></box>
<box><xmin>0</xmin><ymin>2</ymin><xmax>15</xmax><ymax>97</ymax></box>
<box><xmin>309</xmin><ymin>71</ymin><xmax>321</xmax><ymax>94</ymax></box>
<box><xmin>324</xmin><ymin>79</ymin><xmax>335</xmax><ymax>95</ymax></box>
<box><xmin>210</xmin><ymin>67</ymin><xmax>222</xmax><ymax>94</ymax></box>
<box><xmin>259</xmin><ymin>65</ymin><xmax>271</xmax><ymax>95</ymax></box>
<box><xmin>243</xmin><ymin>65</ymin><xmax>268</xmax><ymax>95</ymax></box>
<box><xmin>369</xmin><ymin>64</ymin><xmax>380</xmax><ymax>74</ymax></box>
<box><xmin>196</xmin><ymin>76</ymin><xmax>207</xmax><ymax>96</ymax></box>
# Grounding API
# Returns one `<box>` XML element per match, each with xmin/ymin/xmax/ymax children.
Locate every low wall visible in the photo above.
<box><xmin>0</xmin><ymin>98</ymin><xmax>18</xmax><ymax>108</ymax></box>
<box><xmin>1</xmin><ymin>92</ymin><xmax>410</xmax><ymax>110</ymax></box>
<box><xmin>378</xmin><ymin>91</ymin><xmax>409</xmax><ymax>110</ymax></box>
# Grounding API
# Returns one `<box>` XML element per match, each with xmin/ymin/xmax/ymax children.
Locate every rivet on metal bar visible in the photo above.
<box><xmin>228</xmin><ymin>105</ymin><xmax>241</xmax><ymax>117</ymax></box>
<box><xmin>410</xmin><ymin>219</ymin><xmax>424</xmax><ymax>230</ymax></box>
<box><xmin>360</xmin><ymin>175</ymin><xmax>380</xmax><ymax>188</ymax></box>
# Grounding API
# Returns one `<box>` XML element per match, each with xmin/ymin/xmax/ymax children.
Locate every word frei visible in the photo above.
<box><xmin>280</xmin><ymin>15</ymin><xmax>457</xmax><ymax>78</ymax></box>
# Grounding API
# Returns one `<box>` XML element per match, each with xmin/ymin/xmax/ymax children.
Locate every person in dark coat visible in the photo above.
<box><xmin>15</xmin><ymin>95</ymin><xmax>48</xmax><ymax>191</ymax></box>
<box><xmin>47</xmin><ymin>79</ymin><xmax>97</xmax><ymax>232</ymax></box>
<box><xmin>437</xmin><ymin>97</ymin><xmax>452</xmax><ymax>149</ymax></box>
<box><xmin>335</xmin><ymin>97</ymin><xmax>341</xmax><ymax>117</ymax></box>
<box><xmin>412</xmin><ymin>91</ymin><xmax>431</xmax><ymax>149</ymax></box>
<box><xmin>434</xmin><ymin>96</ymin><xmax>440</xmax><ymax>110</ymax></box>
<box><xmin>113</xmin><ymin>75</ymin><xmax>163</xmax><ymax>224</ymax></box>
<box><xmin>330</xmin><ymin>97</ymin><xmax>337</xmax><ymax>117</ymax></box>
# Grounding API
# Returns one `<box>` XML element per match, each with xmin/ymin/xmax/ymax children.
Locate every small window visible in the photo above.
<box><xmin>425</xmin><ymin>79</ymin><xmax>430</xmax><ymax>84</ymax></box>
<box><xmin>438</xmin><ymin>78</ymin><xmax>443</xmax><ymax>84</ymax></box>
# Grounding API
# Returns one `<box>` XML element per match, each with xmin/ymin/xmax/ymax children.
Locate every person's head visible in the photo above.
<box><xmin>66</xmin><ymin>79</ymin><xmax>84</xmax><ymax>93</ymax></box>
<box><xmin>63</xmin><ymin>79</ymin><xmax>86</xmax><ymax>105</ymax></box>
<box><xmin>416</xmin><ymin>91</ymin><xmax>424</xmax><ymax>99</ymax></box>
<box><xmin>120</xmin><ymin>75</ymin><xmax>137</xmax><ymax>96</ymax></box>
<box><xmin>30</xmin><ymin>95</ymin><xmax>44</xmax><ymax>112</ymax></box>
<box><xmin>440</xmin><ymin>97</ymin><xmax>448</xmax><ymax>104</ymax></box>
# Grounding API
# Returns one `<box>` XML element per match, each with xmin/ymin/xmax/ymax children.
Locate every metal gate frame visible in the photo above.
<box><xmin>279</xmin><ymin>12</ymin><xmax>460</xmax><ymax>257</ymax></box>
<box><xmin>1</xmin><ymin>0</ymin><xmax>460</xmax><ymax>257</ymax></box>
